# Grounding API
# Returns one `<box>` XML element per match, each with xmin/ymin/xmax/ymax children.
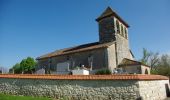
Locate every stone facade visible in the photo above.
<box><xmin>98</xmin><ymin>13</ymin><xmax>131</xmax><ymax>65</ymax></box>
<box><xmin>38</xmin><ymin>48</ymin><xmax>108</xmax><ymax>74</ymax></box>
<box><xmin>98</xmin><ymin>17</ymin><xmax>116</xmax><ymax>43</ymax></box>
<box><xmin>107</xmin><ymin>44</ymin><xmax>117</xmax><ymax>70</ymax></box>
<box><xmin>0</xmin><ymin>75</ymin><xmax>169</xmax><ymax>100</ymax></box>
<box><xmin>115</xmin><ymin>34</ymin><xmax>131</xmax><ymax>65</ymax></box>
<box><xmin>118</xmin><ymin>58</ymin><xmax>151</xmax><ymax>74</ymax></box>
<box><xmin>97</xmin><ymin>8</ymin><xmax>131</xmax><ymax>65</ymax></box>
<box><xmin>120</xmin><ymin>65</ymin><xmax>150</xmax><ymax>74</ymax></box>
<box><xmin>121</xmin><ymin>65</ymin><xmax>142</xmax><ymax>74</ymax></box>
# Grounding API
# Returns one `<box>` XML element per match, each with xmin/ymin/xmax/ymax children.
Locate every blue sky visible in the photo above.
<box><xmin>0</xmin><ymin>0</ymin><xmax>170</xmax><ymax>68</ymax></box>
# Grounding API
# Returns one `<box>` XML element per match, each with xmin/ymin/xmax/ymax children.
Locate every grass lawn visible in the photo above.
<box><xmin>0</xmin><ymin>94</ymin><xmax>53</xmax><ymax>100</ymax></box>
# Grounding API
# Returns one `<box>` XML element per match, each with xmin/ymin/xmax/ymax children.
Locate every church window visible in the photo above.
<box><xmin>121</xmin><ymin>24</ymin><xmax>124</xmax><ymax>36</ymax></box>
<box><xmin>124</xmin><ymin>27</ymin><xmax>128</xmax><ymax>39</ymax></box>
<box><xmin>116</xmin><ymin>20</ymin><xmax>120</xmax><ymax>33</ymax></box>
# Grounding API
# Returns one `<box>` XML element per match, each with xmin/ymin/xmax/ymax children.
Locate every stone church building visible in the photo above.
<box><xmin>37</xmin><ymin>7</ymin><xmax>150</xmax><ymax>74</ymax></box>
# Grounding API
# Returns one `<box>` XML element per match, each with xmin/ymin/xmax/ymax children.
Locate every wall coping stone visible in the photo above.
<box><xmin>0</xmin><ymin>74</ymin><xmax>168</xmax><ymax>80</ymax></box>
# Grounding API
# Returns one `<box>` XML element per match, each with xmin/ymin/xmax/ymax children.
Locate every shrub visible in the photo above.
<box><xmin>95</xmin><ymin>69</ymin><xmax>112</xmax><ymax>75</ymax></box>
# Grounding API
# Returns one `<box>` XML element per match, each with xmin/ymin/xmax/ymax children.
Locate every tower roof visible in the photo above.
<box><xmin>96</xmin><ymin>7</ymin><xmax>129</xmax><ymax>27</ymax></box>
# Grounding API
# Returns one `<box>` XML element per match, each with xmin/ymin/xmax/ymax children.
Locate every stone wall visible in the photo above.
<box><xmin>0</xmin><ymin>78</ymin><xmax>140</xmax><ymax>100</ymax></box>
<box><xmin>121</xmin><ymin>65</ymin><xmax>141</xmax><ymax>74</ymax></box>
<box><xmin>0</xmin><ymin>74</ymin><xmax>169</xmax><ymax>100</ymax></box>
<box><xmin>139</xmin><ymin>80</ymin><xmax>169</xmax><ymax>100</ymax></box>
<box><xmin>116</xmin><ymin>34</ymin><xmax>131</xmax><ymax>65</ymax></box>
<box><xmin>107</xmin><ymin>43</ymin><xmax>117</xmax><ymax>70</ymax></box>
<box><xmin>38</xmin><ymin>48</ymin><xmax>108</xmax><ymax>74</ymax></box>
<box><xmin>113</xmin><ymin>17</ymin><xmax>133</xmax><ymax>64</ymax></box>
<box><xmin>141</xmin><ymin>65</ymin><xmax>151</xmax><ymax>74</ymax></box>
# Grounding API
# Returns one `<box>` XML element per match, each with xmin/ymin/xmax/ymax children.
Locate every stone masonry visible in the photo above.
<box><xmin>0</xmin><ymin>74</ymin><xmax>169</xmax><ymax>100</ymax></box>
<box><xmin>0</xmin><ymin>78</ymin><xmax>140</xmax><ymax>100</ymax></box>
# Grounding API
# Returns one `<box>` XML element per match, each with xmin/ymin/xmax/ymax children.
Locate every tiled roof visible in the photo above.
<box><xmin>0</xmin><ymin>74</ymin><xmax>168</xmax><ymax>80</ymax></box>
<box><xmin>37</xmin><ymin>42</ymin><xmax>114</xmax><ymax>60</ymax></box>
<box><xmin>118</xmin><ymin>58</ymin><xmax>150</xmax><ymax>68</ymax></box>
<box><xmin>96</xmin><ymin>7</ymin><xmax>129</xmax><ymax>27</ymax></box>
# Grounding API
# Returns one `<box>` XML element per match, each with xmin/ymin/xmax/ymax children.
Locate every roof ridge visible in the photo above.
<box><xmin>37</xmin><ymin>41</ymin><xmax>115</xmax><ymax>60</ymax></box>
<box><xmin>119</xmin><ymin>58</ymin><xmax>151</xmax><ymax>68</ymax></box>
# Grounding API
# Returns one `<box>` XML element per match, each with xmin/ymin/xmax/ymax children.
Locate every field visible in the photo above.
<box><xmin>0</xmin><ymin>94</ymin><xmax>52</xmax><ymax>100</ymax></box>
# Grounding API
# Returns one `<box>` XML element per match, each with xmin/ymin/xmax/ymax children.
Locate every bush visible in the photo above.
<box><xmin>95</xmin><ymin>69</ymin><xmax>112</xmax><ymax>75</ymax></box>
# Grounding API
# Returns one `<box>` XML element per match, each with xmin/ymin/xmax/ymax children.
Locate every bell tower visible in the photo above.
<box><xmin>96</xmin><ymin>7</ymin><xmax>116</xmax><ymax>43</ymax></box>
<box><xmin>96</xmin><ymin>7</ymin><xmax>132</xmax><ymax>65</ymax></box>
<box><xmin>96</xmin><ymin>7</ymin><xmax>129</xmax><ymax>43</ymax></box>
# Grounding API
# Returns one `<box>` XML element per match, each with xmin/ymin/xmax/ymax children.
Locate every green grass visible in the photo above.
<box><xmin>0</xmin><ymin>94</ymin><xmax>53</xmax><ymax>100</ymax></box>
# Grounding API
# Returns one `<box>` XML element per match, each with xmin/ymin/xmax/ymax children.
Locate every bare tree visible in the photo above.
<box><xmin>140</xmin><ymin>48</ymin><xmax>159</xmax><ymax>69</ymax></box>
<box><xmin>140</xmin><ymin>48</ymin><xmax>151</xmax><ymax>65</ymax></box>
<box><xmin>148</xmin><ymin>52</ymin><xmax>159</xmax><ymax>69</ymax></box>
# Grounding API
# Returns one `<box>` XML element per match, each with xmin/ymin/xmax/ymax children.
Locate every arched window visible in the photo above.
<box><xmin>145</xmin><ymin>69</ymin><xmax>148</xmax><ymax>74</ymax></box>
<box><xmin>124</xmin><ymin>27</ymin><xmax>128</xmax><ymax>39</ymax></box>
<box><xmin>116</xmin><ymin>20</ymin><xmax>120</xmax><ymax>33</ymax></box>
<box><xmin>121</xmin><ymin>25</ymin><xmax>124</xmax><ymax>36</ymax></box>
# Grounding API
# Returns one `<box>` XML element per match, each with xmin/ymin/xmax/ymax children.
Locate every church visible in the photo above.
<box><xmin>36</xmin><ymin>7</ymin><xmax>150</xmax><ymax>74</ymax></box>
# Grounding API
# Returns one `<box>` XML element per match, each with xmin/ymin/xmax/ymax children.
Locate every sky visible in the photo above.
<box><xmin>0</xmin><ymin>0</ymin><xmax>170</xmax><ymax>68</ymax></box>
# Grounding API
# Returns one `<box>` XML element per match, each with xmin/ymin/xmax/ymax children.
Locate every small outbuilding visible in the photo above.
<box><xmin>118</xmin><ymin>58</ymin><xmax>150</xmax><ymax>74</ymax></box>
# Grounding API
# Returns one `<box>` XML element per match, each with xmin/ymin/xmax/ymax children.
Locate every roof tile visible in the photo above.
<box><xmin>0</xmin><ymin>74</ymin><xmax>168</xmax><ymax>80</ymax></box>
<box><xmin>37</xmin><ymin>42</ymin><xmax>114</xmax><ymax>60</ymax></box>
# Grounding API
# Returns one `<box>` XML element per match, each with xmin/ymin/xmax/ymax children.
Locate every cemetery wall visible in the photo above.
<box><xmin>0</xmin><ymin>74</ymin><xmax>169</xmax><ymax>100</ymax></box>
